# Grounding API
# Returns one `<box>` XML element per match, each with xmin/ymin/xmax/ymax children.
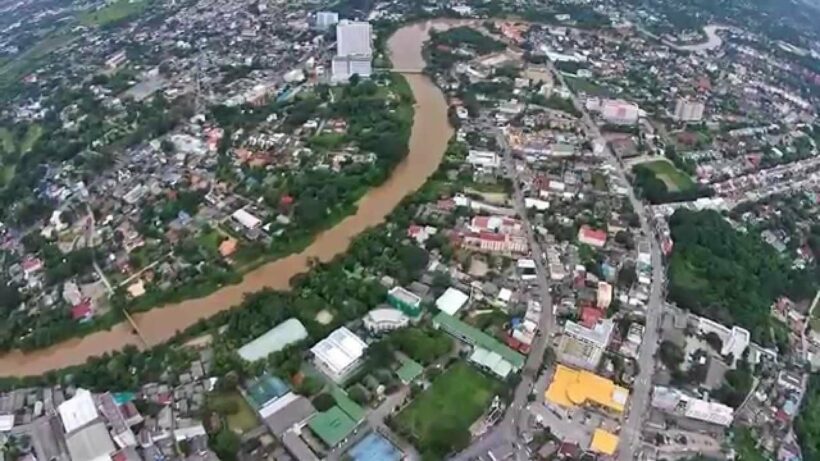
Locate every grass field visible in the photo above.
<box><xmin>640</xmin><ymin>159</ymin><xmax>696</xmax><ymax>192</ymax></box>
<box><xmin>564</xmin><ymin>75</ymin><xmax>610</xmax><ymax>97</ymax></box>
<box><xmin>0</xmin><ymin>32</ymin><xmax>74</xmax><ymax>85</ymax></box>
<box><xmin>394</xmin><ymin>362</ymin><xmax>500</xmax><ymax>447</ymax></box>
<box><xmin>0</xmin><ymin>128</ymin><xmax>13</xmax><ymax>154</ymax></box>
<box><xmin>209</xmin><ymin>392</ymin><xmax>259</xmax><ymax>434</ymax></box>
<box><xmin>19</xmin><ymin>124</ymin><xmax>43</xmax><ymax>154</ymax></box>
<box><xmin>80</xmin><ymin>0</ymin><xmax>148</xmax><ymax>26</ymax></box>
<box><xmin>0</xmin><ymin>124</ymin><xmax>42</xmax><ymax>155</ymax></box>
<box><xmin>0</xmin><ymin>165</ymin><xmax>15</xmax><ymax>187</ymax></box>
<box><xmin>197</xmin><ymin>229</ymin><xmax>223</xmax><ymax>255</ymax></box>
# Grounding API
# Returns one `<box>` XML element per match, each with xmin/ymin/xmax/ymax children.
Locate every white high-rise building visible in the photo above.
<box><xmin>673</xmin><ymin>98</ymin><xmax>706</xmax><ymax>122</ymax></box>
<box><xmin>315</xmin><ymin>11</ymin><xmax>339</xmax><ymax>31</ymax></box>
<box><xmin>331</xmin><ymin>55</ymin><xmax>373</xmax><ymax>82</ymax></box>
<box><xmin>332</xmin><ymin>20</ymin><xmax>373</xmax><ymax>82</ymax></box>
<box><xmin>336</xmin><ymin>20</ymin><xmax>372</xmax><ymax>56</ymax></box>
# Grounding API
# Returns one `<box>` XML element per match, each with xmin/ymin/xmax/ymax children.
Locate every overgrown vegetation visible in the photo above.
<box><xmin>424</xmin><ymin>26</ymin><xmax>505</xmax><ymax>72</ymax></box>
<box><xmin>0</xmin><ymin>74</ymin><xmax>416</xmax><ymax>353</ymax></box>
<box><xmin>391</xmin><ymin>362</ymin><xmax>500</xmax><ymax>460</ymax></box>
<box><xmin>667</xmin><ymin>210</ymin><xmax>818</xmax><ymax>345</ymax></box>
<box><xmin>631</xmin><ymin>161</ymin><xmax>706</xmax><ymax>204</ymax></box>
<box><xmin>796</xmin><ymin>373</ymin><xmax>820</xmax><ymax>460</ymax></box>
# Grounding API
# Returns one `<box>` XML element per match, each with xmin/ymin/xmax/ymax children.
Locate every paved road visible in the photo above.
<box><xmin>450</xmin><ymin>130</ymin><xmax>557</xmax><ymax>461</ymax></box>
<box><xmin>447</xmin><ymin>23</ymin><xmax>668</xmax><ymax>459</ymax></box>
<box><xmin>85</xmin><ymin>203</ymin><xmax>114</xmax><ymax>295</ymax></box>
<box><xmin>542</xmin><ymin>61</ymin><xmax>667</xmax><ymax>461</ymax></box>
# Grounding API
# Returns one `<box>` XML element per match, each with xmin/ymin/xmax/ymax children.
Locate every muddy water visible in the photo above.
<box><xmin>0</xmin><ymin>21</ymin><xmax>454</xmax><ymax>377</ymax></box>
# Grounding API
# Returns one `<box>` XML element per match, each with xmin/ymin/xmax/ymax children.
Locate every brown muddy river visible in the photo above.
<box><xmin>0</xmin><ymin>21</ymin><xmax>454</xmax><ymax>377</ymax></box>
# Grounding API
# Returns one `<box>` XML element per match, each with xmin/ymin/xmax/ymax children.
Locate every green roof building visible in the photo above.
<box><xmin>387</xmin><ymin>287</ymin><xmax>422</xmax><ymax>317</ymax></box>
<box><xmin>308</xmin><ymin>407</ymin><xmax>357</xmax><ymax>447</ymax></box>
<box><xmin>432</xmin><ymin>312</ymin><xmax>525</xmax><ymax>377</ymax></box>
<box><xmin>308</xmin><ymin>388</ymin><xmax>366</xmax><ymax>448</ymax></box>
<box><xmin>396</xmin><ymin>357</ymin><xmax>424</xmax><ymax>384</ymax></box>
<box><xmin>331</xmin><ymin>387</ymin><xmax>365</xmax><ymax>422</ymax></box>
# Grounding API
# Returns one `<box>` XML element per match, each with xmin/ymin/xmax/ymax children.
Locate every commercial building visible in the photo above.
<box><xmin>387</xmin><ymin>286</ymin><xmax>423</xmax><ymax>317</ymax></box>
<box><xmin>259</xmin><ymin>392</ymin><xmax>316</xmax><ymax>436</ymax></box>
<box><xmin>586</xmin><ymin>98</ymin><xmax>639</xmax><ymax>125</ymax></box>
<box><xmin>673</xmin><ymin>98</ymin><xmax>706</xmax><ymax>122</ymax></box>
<box><xmin>363</xmin><ymin>308</ymin><xmax>409</xmax><ymax>333</ymax></box>
<box><xmin>336</xmin><ymin>20</ymin><xmax>372</xmax><ymax>56</ymax></box>
<box><xmin>58</xmin><ymin>389</ymin><xmax>100</xmax><ymax>434</ymax></box>
<box><xmin>557</xmin><ymin>319</ymin><xmax>614</xmax><ymax>370</ymax></box>
<box><xmin>315</xmin><ymin>11</ymin><xmax>339</xmax><ymax>30</ymax></box>
<box><xmin>332</xmin><ymin>20</ymin><xmax>372</xmax><ymax>82</ymax></box>
<box><xmin>435</xmin><ymin>287</ymin><xmax>470</xmax><ymax>315</ymax></box>
<box><xmin>695</xmin><ymin>316</ymin><xmax>750</xmax><ymax>365</ymax></box>
<box><xmin>466</xmin><ymin>150</ymin><xmax>501</xmax><ymax>171</ymax></box>
<box><xmin>238</xmin><ymin>318</ymin><xmax>309</xmax><ymax>362</ymax></box>
<box><xmin>433</xmin><ymin>312</ymin><xmax>525</xmax><ymax>378</ymax></box>
<box><xmin>310</xmin><ymin>327</ymin><xmax>368</xmax><ymax>383</ymax></box>
<box><xmin>590</xmin><ymin>429</ymin><xmax>619</xmax><ymax>456</ymax></box>
<box><xmin>602</xmin><ymin>99</ymin><xmax>639</xmax><ymax>125</ymax></box>
<box><xmin>651</xmin><ymin>386</ymin><xmax>734</xmax><ymax>427</ymax></box>
<box><xmin>637</xmin><ymin>240</ymin><xmax>652</xmax><ymax>268</ymax></box>
<box><xmin>66</xmin><ymin>421</ymin><xmax>116</xmax><ymax>461</ymax></box>
<box><xmin>510</xmin><ymin>300</ymin><xmax>542</xmax><ymax>353</ymax></box>
<box><xmin>597</xmin><ymin>282</ymin><xmax>613</xmax><ymax>309</ymax></box>
<box><xmin>331</xmin><ymin>55</ymin><xmax>373</xmax><ymax>83</ymax></box>
<box><xmin>619</xmin><ymin>323</ymin><xmax>644</xmax><ymax>358</ymax></box>
<box><xmin>545</xmin><ymin>365</ymin><xmax>630</xmax><ymax>413</ymax></box>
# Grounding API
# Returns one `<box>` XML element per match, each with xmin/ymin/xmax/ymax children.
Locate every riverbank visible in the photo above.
<box><xmin>666</xmin><ymin>25</ymin><xmax>730</xmax><ymax>52</ymax></box>
<box><xmin>0</xmin><ymin>21</ymin><xmax>454</xmax><ymax>377</ymax></box>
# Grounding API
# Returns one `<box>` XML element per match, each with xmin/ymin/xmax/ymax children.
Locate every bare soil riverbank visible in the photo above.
<box><xmin>0</xmin><ymin>21</ymin><xmax>454</xmax><ymax>377</ymax></box>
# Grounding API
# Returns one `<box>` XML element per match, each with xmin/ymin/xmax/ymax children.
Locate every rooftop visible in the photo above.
<box><xmin>330</xmin><ymin>387</ymin><xmax>365</xmax><ymax>423</ymax></box>
<box><xmin>396</xmin><ymin>357</ymin><xmax>424</xmax><ymax>384</ymax></box>
<box><xmin>66</xmin><ymin>421</ymin><xmax>115</xmax><ymax>461</ymax></box>
<box><xmin>238</xmin><ymin>318</ymin><xmax>309</xmax><ymax>362</ymax></box>
<box><xmin>590</xmin><ymin>429</ymin><xmax>619</xmax><ymax>455</ymax></box>
<box><xmin>310</xmin><ymin>327</ymin><xmax>368</xmax><ymax>375</ymax></box>
<box><xmin>433</xmin><ymin>312</ymin><xmax>525</xmax><ymax>369</ymax></box>
<box><xmin>245</xmin><ymin>374</ymin><xmax>290</xmax><ymax>409</ymax></box>
<box><xmin>58</xmin><ymin>389</ymin><xmax>99</xmax><ymax>434</ymax></box>
<box><xmin>308</xmin><ymin>406</ymin><xmax>358</xmax><ymax>447</ymax></box>
<box><xmin>387</xmin><ymin>286</ymin><xmax>422</xmax><ymax>307</ymax></box>
<box><xmin>545</xmin><ymin>365</ymin><xmax>629</xmax><ymax>413</ymax></box>
<box><xmin>435</xmin><ymin>287</ymin><xmax>470</xmax><ymax>315</ymax></box>
<box><xmin>347</xmin><ymin>432</ymin><xmax>402</xmax><ymax>461</ymax></box>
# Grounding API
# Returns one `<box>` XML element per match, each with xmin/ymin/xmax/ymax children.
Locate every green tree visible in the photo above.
<box><xmin>209</xmin><ymin>428</ymin><xmax>241</xmax><ymax>461</ymax></box>
<box><xmin>312</xmin><ymin>393</ymin><xmax>335</xmax><ymax>412</ymax></box>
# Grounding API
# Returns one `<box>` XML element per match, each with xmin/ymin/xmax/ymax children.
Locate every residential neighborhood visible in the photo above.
<box><xmin>0</xmin><ymin>0</ymin><xmax>819</xmax><ymax>460</ymax></box>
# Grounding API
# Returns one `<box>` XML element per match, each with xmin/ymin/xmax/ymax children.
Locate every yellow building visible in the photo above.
<box><xmin>590</xmin><ymin>429</ymin><xmax>619</xmax><ymax>455</ymax></box>
<box><xmin>545</xmin><ymin>365</ymin><xmax>629</xmax><ymax>413</ymax></box>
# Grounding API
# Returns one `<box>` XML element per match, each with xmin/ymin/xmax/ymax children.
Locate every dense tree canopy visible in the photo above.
<box><xmin>797</xmin><ymin>373</ymin><xmax>820</xmax><ymax>460</ymax></box>
<box><xmin>668</xmin><ymin>210</ymin><xmax>817</xmax><ymax>343</ymax></box>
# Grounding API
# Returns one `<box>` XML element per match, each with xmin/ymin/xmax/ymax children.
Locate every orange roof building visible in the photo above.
<box><xmin>545</xmin><ymin>365</ymin><xmax>629</xmax><ymax>413</ymax></box>
<box><xmin>219</xmin><ymin>238</ymin><xmax>238</xmax><ymax>257</ymax></box>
